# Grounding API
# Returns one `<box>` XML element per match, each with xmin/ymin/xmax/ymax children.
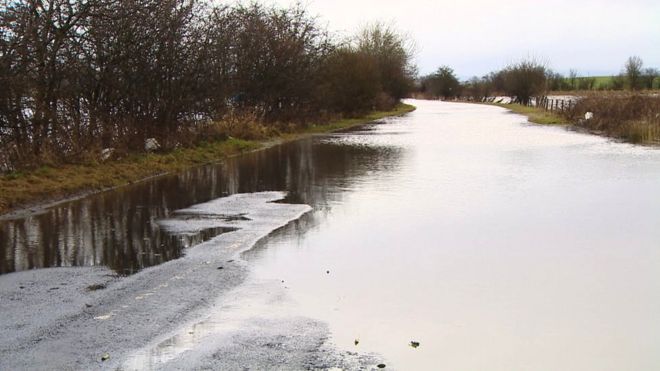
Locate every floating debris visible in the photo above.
<box><xmin>377</xmin><ymin>364</ymin><xmax>386</xmax><ymax>369</ymax></box>
<box><xmin>326</xmin><ymin>270</ymin><xmax>330</xmax><ymax>274</ymax></box>
<box><xmin>217</xmin><ymin>266</ymin><xmax>224</xmax><ymax>270</ymax></box>
<box><xmin>354</xmin><ymin>339</ymin><xmax>360</xmax><ymax>346</ymax></box>
<box><xmin>101</xmin><ymin>353</ymin><xmax>110</xmax><ymax>361</ymax></box>
<box><xmin>410</xmin><ymin>341</ymin><xmax>420</xmax><ymax>348</ymax></box>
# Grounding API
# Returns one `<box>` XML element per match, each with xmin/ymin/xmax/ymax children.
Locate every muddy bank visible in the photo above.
<box><xmin>0</xmin><ymin>192</ymin><xmax>380</xmax><ymax>370</ymax></box>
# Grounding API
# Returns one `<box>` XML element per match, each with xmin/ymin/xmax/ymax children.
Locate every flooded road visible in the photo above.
<box><xmin>2</xmin><ymin>99</ymin><xmax>660</xmax><ymax>370</ymax></box>
<box><xmin>242</xmin><ymin>100</ymin><xmax>660</xmax><ymax>370</ymax></box>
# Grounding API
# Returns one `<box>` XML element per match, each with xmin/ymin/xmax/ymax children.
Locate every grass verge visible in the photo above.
<box><xmin>0</xmin><ymin>103</ymin><xmax>415</xmax><ymax>216</ymax></box>
<box><xmin>485</xmin><ymin>96</ymin><xmax>660</xmax><ymax>145</ymax></box>
<box><xmin>488</xmin><ymin>103</ymin><xmax>566</xmax><ymax>125</ymax></box>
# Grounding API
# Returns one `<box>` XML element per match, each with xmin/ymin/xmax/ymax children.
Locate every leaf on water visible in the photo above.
<box><xmin>86</xmin><ymin>284</ymin><xmax>106</xmax><ymax>291</ymax></box>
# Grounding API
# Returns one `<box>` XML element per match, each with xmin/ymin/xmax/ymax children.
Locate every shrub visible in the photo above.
<box><xmin>564</xmin><ymin>95</ymin><xmax>660</xmax><ymax>143</ymax></box>
<box><xmin>356</xmin><ymin>23</ymin><xmax>416</xmax><ymax>101</ymax></box>
<box><xmin>421</xmin><ymin>66</ymin><xmax>461</xmax><ymax>99</ymax></box>
<box><xmin>319</xmin><ymin>48</ymin><xmax>381</xmax><ymax>114</ymax></box>
<box><xmin>500</xmin><ymin>59</ymin><xmax>548</xmax><ymax>105</ymax></box>
<box><xmin>0</xmin><ymin>1</ymin><xmax>416</xmax><ymax>172</ymax></box>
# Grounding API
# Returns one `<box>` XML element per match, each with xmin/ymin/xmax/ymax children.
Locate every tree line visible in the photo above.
<box><xmin>419</xmin><ymin>56</ymin><xmax>659</xmax><ymax>103</ymax></box>
<box><xmin>0</xmin><ymin>1</ymin><xmax>415</xmax><ymax>171</ymax></box>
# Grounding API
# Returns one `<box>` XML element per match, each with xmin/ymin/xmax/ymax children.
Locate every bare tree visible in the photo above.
<box><xmin>568</xmin><ymin>69</ymin><xmax>578</xmax><ymax>90</ymax></box>
<box><xmin>641</xmin><ymin>67</ymin><xmax>658</xmax><ymax>90</ymax></box>
<box><xmin>356</xmin><ymin>23</ymin><xmax>416</xmax><ymax>103</ymax></box>
<box><xmin>501</xmin><ymin>59</ymin><xmax>547</xmax><ymax>105</ymax></box>
<box><xmin>625</xmin><ymin>56</ymin><xmax>644</xmax><ymax>90</ymax></box>
<box><xmin>319</xmin><ymin>47</ymin><xmax>381</xmax><ymax>114</ymax></box>
<box><xmin>422</xmin><ymin>66</ymin><xmax>460</xmax><ymax>99</ymax></box>
<box><xmin>0</xmin><ymin>1</ymin><xmax>417</xmax><ymax>171</ymax></box>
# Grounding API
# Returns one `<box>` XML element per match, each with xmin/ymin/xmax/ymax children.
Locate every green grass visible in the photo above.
<box><xmin>588</xmin><ymin>76</ymin><xmax>613</xmax><ymax>89</ymax></box>
<box><xmin>562</xmin><ymin>76</ymin><xmax>660</xmax><ymax>90</ymax></box>
<box><xmin>489</xmin><ymin>103</ymin><xmax>566</xmax><ymax>125</ymax></box>
<box><xmin>560</xmin><ymin>76</ymin><xmax>613</xmax><ymax>90</ymax></box>
<box><xmin>0</xmin><ymin>103</ymin><xmax>416</xmax><ymax>215</ymax></box>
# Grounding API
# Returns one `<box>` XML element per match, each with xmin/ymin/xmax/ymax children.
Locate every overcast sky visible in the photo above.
<box><xmin>267</xmin><ymin>0</ymin><xmax>660</xmax><ymax>79</ymax></box>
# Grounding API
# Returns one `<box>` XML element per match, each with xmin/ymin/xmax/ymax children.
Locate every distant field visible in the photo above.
<box><xmin>590</xmin><ymin>76</ymin><xmax>615</xmax><ymax>89</ymax></box>
<box><xmin>564</xmin><ymin>76</ymin><xmax>660</xmax><ymax>90</ymax></box>
<box><xmin>564</xmin><ymin>76</ymin><xmax>613</xmax><ymax>89</ymax></box>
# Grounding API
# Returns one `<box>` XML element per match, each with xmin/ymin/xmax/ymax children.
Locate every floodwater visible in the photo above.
<box><xmin>3</xmin><ymin>99</ymin><xmax>660</xmax><ymax>370</ymax></box>
<box><xmin>243</xmin><ymin>100</ymin><xmax>660</xmax><ymax>370</ymax></box>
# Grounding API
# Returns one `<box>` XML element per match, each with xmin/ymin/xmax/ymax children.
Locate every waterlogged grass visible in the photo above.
<box><xmin>0</xmin><ymin>104</ymin><xmax>415</xmax><ymax>215</ymax></box>
<box><xmin>490</xmin><ymin>103</ymin><xmax>566</xmax><ymax>125</ymax></box>
<box><xmin>0</xmin><ymin>138</ymin><xmax>257</xmax><ymax>214</ymax></box>
<box><xmin>302</xmin><ymin>104</ymin><xmax>416</xmax><ymax>134</ymax></box>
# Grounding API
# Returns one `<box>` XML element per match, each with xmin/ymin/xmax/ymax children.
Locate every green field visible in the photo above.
<box><xmin>588</xmin><ymin>76</ymin><xmax>616</xmax><ymax>89</ymax></box>
<box><xmin>563</xmin><ymin>76</ymin><xmax>660</xmax><ymax>90</ymax></box>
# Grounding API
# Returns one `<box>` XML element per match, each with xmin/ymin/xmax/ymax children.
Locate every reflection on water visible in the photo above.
<box><xmin>0</xmin><ymin>126</ymin><xmax>406</xmax><ymax>275</ymax></box>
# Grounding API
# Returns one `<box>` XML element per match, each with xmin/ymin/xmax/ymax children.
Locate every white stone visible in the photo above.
<box><xmin>145</xmin><ymin>138</ymin><xmax>160</xmax><ymax>152</ymax></box>
<box><xmin>101</xmin><ymin>148</ymin><xmax>114</xmax><ymax>161</ymax></box>
<box><xmin>584</xmin><ymin>112</ymin><xmax>594</xmax><ymax>120</ymax></box>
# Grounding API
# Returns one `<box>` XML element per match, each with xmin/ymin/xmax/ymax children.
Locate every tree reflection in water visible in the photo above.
<box><xmin>0</xmin><ymin>127</ymin><xmax>406</xmax><ymax>275</ymax></box>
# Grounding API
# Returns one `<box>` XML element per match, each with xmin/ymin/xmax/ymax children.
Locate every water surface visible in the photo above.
<box><xmin>0</xmin><ymin>129</ymin><xmax>400</xmax><ymax>274</ymax></box>
<box><xmin>243</xmin><ymin>100</ymin><xmax>660</xmax><ymax>370</ymax></box>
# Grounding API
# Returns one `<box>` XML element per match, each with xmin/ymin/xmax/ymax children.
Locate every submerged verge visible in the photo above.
<box><xmin>0</xmin><ymin>103</ymin><xmax>416</xmax><ymax>217</ymax></box>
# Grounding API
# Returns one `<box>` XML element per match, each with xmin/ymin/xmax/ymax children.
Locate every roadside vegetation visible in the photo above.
<box><xmin>0</xmin><ymin>1</ymin><xmax>416</xmax><ymax>213</ymax></box>
<box><xmin>489</xmin><ymin>104</ymin><xmax>565</xmax><ymax>125</ymax></box>
<box><xmin>565</xmin><ymin>95</ymin><xmax>660</xmax><ymax>144</ymax></box>
<box><xmin>0</xmin><ymin>1</ymin><xmax>415</xmax><ymax>173</ymax></box>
